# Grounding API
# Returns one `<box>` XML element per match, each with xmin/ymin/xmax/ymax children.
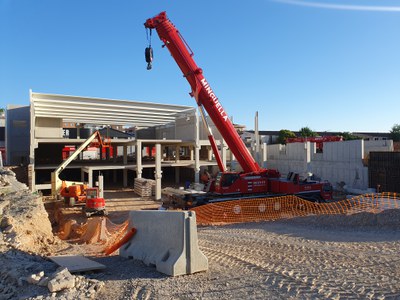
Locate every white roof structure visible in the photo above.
<box><xmin>30</xmin><ymin>91</ymin><xmax>196</xmax><ymax>127</ymax></box>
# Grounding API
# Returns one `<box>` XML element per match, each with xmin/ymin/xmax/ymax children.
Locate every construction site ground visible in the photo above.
<box><xmin>1</xmin><ymin>168</ymin><xmax>399</xmax><ymax>299</ymax></box>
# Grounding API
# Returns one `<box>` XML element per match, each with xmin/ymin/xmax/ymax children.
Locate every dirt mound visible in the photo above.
<box><xmin>0</xmin><ymin>168</ymin><xmax>62</xmax><ymax>255</ymax></box>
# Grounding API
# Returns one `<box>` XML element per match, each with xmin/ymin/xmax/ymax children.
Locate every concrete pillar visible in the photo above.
<box><xmin>88</xmin><ymin>169</ymin><xmax>93</xmax><ymax>187</ymax></box>
<box><xmin>123</xmin><ymin>169</ymin><xmax>128</xmax><ymax>187</ymax></box>
<box><xmin>175</xmin><ymin>145</ymin><xmax>180</xmax><ymax>162</ymax></box>
<box><xmin>207</xmin><ymin>147</ymin><xmax>212</xmax><ymax>161</ymax></box>
<box><xmin>255</xmin><ymin>111</ymin><xmax>260</xmax><ymax>165</ymax></box>
<box><xmin>194</xmin><ymin>111</ymin><xmax>200</xmax><ymax>183</ymax></box>
<box><xmin>98</xmin><ymin>175</ymin><xmax>104</xmax><ymax>198</ymax></box>
<box><xmin>305</xmin><ymin>141</ymin><xmax>311</xmax><ymax>174</ymax></box>
<box><xmin>161</xmin><ymin>145</ymin><xmax>165</xmax><ymax>161</ymax></box>
<box><xmin>221</xmin><ymin>140</ymin><xmax>227</xmax><ymax>170</ymax></box>
<box><xmin>136</xmin><ymin>141</ymin><xmax>142</xmax><ymax>178</ymax></box>
<box><xmin>123</xmin><ymin>145</ymin><xmax>127</xmax><ymax>165</ymax></box>
<box><xmin>194</xmin><ymin>146</ymin><xmax>200</xmax><ymax>183</ymax></box>
<box><xmin>262</xmin><ymin>143</ymin><xmax>267</xmax><ymax>169</ymax></box>
<box><xmin>154</xmin><ymin>143</ymin><xmax>162</xmax><ymax>200</ymax></box>
<box><xmin>190</xmin><ymin>146</ymin><xmax>194</xmax><ymax>161</ymax></box>
<box><xmin>230</xmin><ymin>153</ymin><xmax>237</xmax><ymax>171</ymax></box>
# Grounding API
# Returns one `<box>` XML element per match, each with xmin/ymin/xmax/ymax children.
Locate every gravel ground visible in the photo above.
<box><xmin>92</xmin><ymin>220</ymin><xmax>400</xmax><ymax>300</ymax></box>
<box><xmin>1</xmin><ymin>168</ymin><xmax>400</xmax><ymax>299</ymax></box>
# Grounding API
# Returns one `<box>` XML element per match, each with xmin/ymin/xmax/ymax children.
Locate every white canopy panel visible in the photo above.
<box><xmin>30</xmin><ymin>91</ymin><xmax>196</xmax><ymax>127</ymax></box>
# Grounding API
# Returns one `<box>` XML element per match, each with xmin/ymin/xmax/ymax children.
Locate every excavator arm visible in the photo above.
<box><xmin>144</xmin><ymin>12</ymin><xmax>260</xmax><ymax>174</ymax></box>
<box><xmin>51</xmin><ymin>131</ymin><xmax>108</xmax><ymax>197</ymax></box>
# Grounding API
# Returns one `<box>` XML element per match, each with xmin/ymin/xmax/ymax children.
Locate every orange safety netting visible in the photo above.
<box><xmin>191</xmin><ymin>192</ymin><xmax>400</xmax><ymax>226</ymax></box>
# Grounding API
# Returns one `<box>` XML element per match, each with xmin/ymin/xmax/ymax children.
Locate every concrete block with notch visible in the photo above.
<box><xmin>119</xmin><ymin>210</ymin><xmax>208</xmax><ymax>276</ymax></box>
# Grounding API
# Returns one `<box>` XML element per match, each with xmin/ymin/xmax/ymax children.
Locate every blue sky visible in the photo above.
<box><xmin>1</xmin><ymin>0</ymin><xmax>399</xmax><ymax>133</ymax></box>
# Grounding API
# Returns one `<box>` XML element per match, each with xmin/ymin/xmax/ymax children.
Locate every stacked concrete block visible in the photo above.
<box><xmin>134</xmin><ymin>178</ymin><xmax>155</xmax><ymax>197</ymax></box>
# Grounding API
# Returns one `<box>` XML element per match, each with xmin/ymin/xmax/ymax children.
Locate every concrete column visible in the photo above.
<box><xmin>123</xmin><ymin>145</ymin><xmax>127</xmax><ymax>165</ymax></box>
<box><xmin>255</xmin><ymin>111</ymin><xmax>260</xmax><ymax>165</ymax></box>
<box><xmin>161</xmin><ymin>145</ymin><xmax>165</xmax><ymax>161</ymax></box>
<box><xmin>136</xmin><ymin>141</ymin><xmax>142</xmax><ymax>178</ymax></box>
<box><xmin>190</xmin><ymin>146</ymin><xmax>194</xmax><ymax>161</ymax></box>
<box><xmin>194</xmin><ymin>146</ymin><xmax>200</xmax><ymax>183</ymax></box>
<box><xmin>88</xmin><ymin>169</ymin><xmax>93</xmax><ymax>187</ymax></box>
<box><xmin>207</xmin><ymin>147</ymin><xmax>212</xmax><ymax>161</ymax></box>
<box><xmin>221</xmin><ymin>140</ymin><xmax>227</xmax><ymax>170</ymax></box>
<box><xmin>194</xmin><ymin>111</ymin><xmax>200</xmax><ymax>183</ymax></box>
<box><xmin>262</xmin><ymin>143</ymin><xmax>268</xmax><ymax>169</ymax></box>
<box><xmin>98</xmin><ymin>175</ymin><xmax>104</xmax><ymax>198</ymax></box>
<box><xmin>305</xmin><ymin>141</ymin><xmax>311</xmax><ymax>174</ymax></box>
<box><xmin>123</xmin><ymin>169</ymin><xmax>128</xmax><ymax>187</ymax></box>
<box><xmin>175</xmin><ymin>145</ymin><xmax>180</xmax><ymax>162</ymax></box>
<box><xmin>230</xmin><ymin>153</ymin><xmax>237</xmax><ymax>171</ymax></box>
<box><xmin>154</xmin><ymin>143</ymin><xmax>162</xmax><ymax>200</ymax></box>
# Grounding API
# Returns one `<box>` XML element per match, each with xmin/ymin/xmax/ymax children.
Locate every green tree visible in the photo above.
<box><xmin>277</xmin><ymin>129</ymin><xmax>296</xmax><ymax>144</ymax></box>
<box><xmin>339</xmin><ymin>132</ymin><xmax>361</xmax><ymax>141</ymax></box>
<box><xmin>299</xmin><ymin>127</ymin><xmax>317</xmax><ymax>138</ymax></box>
<box><xmin>390</xmin><ymin>124</ymin><xmax>400</xmax><ymax>142</ymax></box>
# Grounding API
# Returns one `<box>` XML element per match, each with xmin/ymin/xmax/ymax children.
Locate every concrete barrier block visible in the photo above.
<box><xmin>119</xmin><ymin>210</ymin><xmax>208</xmax><ymax>276</ymax></box>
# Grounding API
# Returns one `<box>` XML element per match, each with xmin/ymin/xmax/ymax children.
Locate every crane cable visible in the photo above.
<box><xmin>145</xmin><ymin>28</ymin><xmax>153</xmax><ymax>70</ymax></box>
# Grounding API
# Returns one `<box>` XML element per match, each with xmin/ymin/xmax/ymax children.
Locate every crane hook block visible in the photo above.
<box><xmin>145</xmin><ymin>46</ymin><xmax>153</xmax><ymax>70</ymax></box>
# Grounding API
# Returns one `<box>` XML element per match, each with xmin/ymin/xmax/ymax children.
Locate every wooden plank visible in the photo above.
<box><xmin>48</xmin><ymin>255</ymin><xmax>106</xmax><ymax>273</ymax></box>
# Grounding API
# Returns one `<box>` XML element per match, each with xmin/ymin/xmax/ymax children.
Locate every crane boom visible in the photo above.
<box><xmin>51</xmin><ymin>130</ymin><xmax>108</xmax><ymax>196</ymax></box>
<box><xmin>144</xmin><ymin>12</ymin><xmax>260</xmax><ymax>173</ymax></box>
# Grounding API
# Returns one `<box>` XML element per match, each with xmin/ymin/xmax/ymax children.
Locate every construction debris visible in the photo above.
<box><xmin>0</xmin><ymin>168</ymin><xmax>105</xmax><ymax>299</ymax></box>
<box><xmin>49</xmin><ymin>255</ymin><xmax>106</xmax><ymax>273</ymax></box>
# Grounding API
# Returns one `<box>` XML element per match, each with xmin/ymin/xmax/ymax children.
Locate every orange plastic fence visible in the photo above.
<box><xmin>104</xmin><ymin>227</ymin><xmax>137</xmax><ymax>255</ymax></box>
<box><xmin>191</xmin><ymin>193</ymin><xmax>399</xmax><ymax>226</ymax></box>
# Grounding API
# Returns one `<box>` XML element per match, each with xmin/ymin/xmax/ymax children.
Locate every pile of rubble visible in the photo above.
<box><xmin>0</xmin><ymin>168</ymin><xmax>105</xmax><ymax>299</ymax></box>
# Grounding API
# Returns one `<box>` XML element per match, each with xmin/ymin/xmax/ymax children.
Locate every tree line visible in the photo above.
<box><xmin>277</xmin><ymin>125</ymin><xmax>400</xmax><ymax>145</ymax></box>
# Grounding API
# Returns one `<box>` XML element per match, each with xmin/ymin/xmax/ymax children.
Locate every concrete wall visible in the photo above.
<box><xmin>35</xmin><ymin>117</ymin><xmax>63</xmax><ymax>138</ymax></box>
<box><xmin>175</xmin><ymin>114</ymin><xmax>196</xmax><ymax>141</ymax></box>
<box><xmin>264</xmin><ymin>140</ymin><xmax>393</xmax><ymax>190</ymax></box>
<box><xmin>266</xmin><ymin>143</ymin><xmax>308</xmax><ymax>175</ymax></box>
<box><xmin>6</xmin><ymin>105</ymin><xmax>30</xmax><ymax>165</ymax></box>
<box><xmin>136</xmin><ymin>127</ymin><xmax>156</xmax><ymax>139</ymax></box>
<box><xmin>155</xmin><ymin>124</ymin><xmax>175</xmax><ymax>140</ymax></box>
<box><xmin>309</xmin><ymin>140</ymin><xmax>367</xmax><ymax>189</ymax></box>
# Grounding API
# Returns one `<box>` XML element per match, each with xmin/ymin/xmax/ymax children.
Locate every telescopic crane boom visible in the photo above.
<box><xmin>145</xmin><ymin>12</ymin><xmax>332</xmax><ymax>206</ymax></box>
<box><xmin>144</xmin><ymin>12</ymin><xmax>260</xmax><ymax>174</ymax></box>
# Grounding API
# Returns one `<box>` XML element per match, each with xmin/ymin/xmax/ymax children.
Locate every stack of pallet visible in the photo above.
<box><xmin>134</xmin><ymin>178</ymin><xmax>156</xmax><ymax>197</ymax></box>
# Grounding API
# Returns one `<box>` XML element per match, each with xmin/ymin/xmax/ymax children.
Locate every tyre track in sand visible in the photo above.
<box><xmin>198</xmin><ymin>225</ymin><xmax>400</xmax><ymax>299</ymax></box>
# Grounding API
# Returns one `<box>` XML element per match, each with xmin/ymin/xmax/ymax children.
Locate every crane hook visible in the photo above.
<box><xmin>145</xmin><ymin>46</ymin><xmax>153</xmax><ymax>70</ymax></box>
<box><xmin>145</xmin><ymin>28</ymin><xmax>153</xmax><ymax>70</ymax></box>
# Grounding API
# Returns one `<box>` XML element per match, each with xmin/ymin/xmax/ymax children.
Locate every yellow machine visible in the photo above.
<box><xmin>51</xmin><ymin>131</ymin><xmax>110</xmax><ymax>205</ymax></box>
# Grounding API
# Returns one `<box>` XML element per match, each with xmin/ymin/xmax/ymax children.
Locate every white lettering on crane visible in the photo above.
<box><xmin>200</xmin><ymin>78</ymin><xmax>228</xmax><ymax>121</ymax></box>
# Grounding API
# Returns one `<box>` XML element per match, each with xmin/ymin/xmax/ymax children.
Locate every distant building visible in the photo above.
<box><xmin>6</xmin><ymin>105</ymin><xmax>30</xmax><ymax>165</ymax></box>
<box><xmin>242</xmin><ymin>130</ymin><xmax>391</xmax><ymax>146</ymax></box>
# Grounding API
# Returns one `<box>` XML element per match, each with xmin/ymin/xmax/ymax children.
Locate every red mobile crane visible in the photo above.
<box><xmin>144</xmin><ymin>12</ymin><xmax>332</xmax><ymax>208</ymax></box>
